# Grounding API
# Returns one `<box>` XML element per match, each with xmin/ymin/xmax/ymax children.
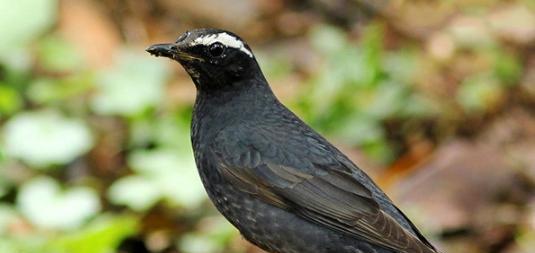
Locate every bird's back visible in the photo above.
<box><xmin>192</xmin><ymin>101</ymin><xmax>393</xmax><ymax>253</ymax></box>
<box><xmin>191</xmin><ymin>90</ymin><xmax>436</xmax><ymax>253</ymax></box>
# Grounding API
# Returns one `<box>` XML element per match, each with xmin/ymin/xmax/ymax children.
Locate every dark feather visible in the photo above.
<box><xmin>211</xmin><ymin>123</ymin><xmax>437</xmax><ymax>253</ymax></box>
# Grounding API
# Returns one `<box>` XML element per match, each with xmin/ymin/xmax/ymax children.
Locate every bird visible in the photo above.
<box><xmin>146</xmin><ymin>28</ymin><xmax>439</xmax><ymax>253</ymax></box>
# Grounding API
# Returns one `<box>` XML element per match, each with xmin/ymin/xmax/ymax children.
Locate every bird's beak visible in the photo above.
<box><xmin>146</xmin><ymin>42</ymin><xmax>203</xmax><ymax>62</ymax></box>
<box><xmin>146</xmin><ymin>43</ymin><xmax>176</xmax><ymax>58</ymax></box>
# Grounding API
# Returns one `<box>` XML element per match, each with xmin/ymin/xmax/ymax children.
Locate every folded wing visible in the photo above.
<box><xmin>211</xmin><ymin>139</ymin><xmax>437</xmax><ymax>253</ymax></box>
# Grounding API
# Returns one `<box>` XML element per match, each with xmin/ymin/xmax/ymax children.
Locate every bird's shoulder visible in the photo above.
<box><xmin>212</xmin><ymin>106</ymin><xmax>342</xmax><ymax>170</ymax></box>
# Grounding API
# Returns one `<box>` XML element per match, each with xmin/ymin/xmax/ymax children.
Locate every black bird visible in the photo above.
<box><xmin>147</xmin><ymin>28</ymin><xmax>439</xmax><ymax>253</ymax></box>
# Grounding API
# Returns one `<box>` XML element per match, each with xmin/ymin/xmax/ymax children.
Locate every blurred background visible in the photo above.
<box><xmin>0</xmin><ymin>0</ymin><xmax>534</xmax><ymax>252</ymax></box>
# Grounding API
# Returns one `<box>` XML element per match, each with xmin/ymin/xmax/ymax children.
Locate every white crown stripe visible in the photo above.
<box><xmin>190</xmin><ymin>32</ymin><xmax>253</xmax><ymax>58</ymax></box>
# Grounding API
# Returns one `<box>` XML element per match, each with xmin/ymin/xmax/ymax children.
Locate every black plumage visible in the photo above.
<box><xmin>147</xmin><ymin>28</ymin><xmax>439</xmax><ymax>253</ymax></box>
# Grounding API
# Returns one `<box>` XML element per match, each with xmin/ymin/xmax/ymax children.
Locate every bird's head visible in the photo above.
<box><xmin>146</xmin><ymin>28</ymin><xmax>261</xmax><ymax>91</ymax></box>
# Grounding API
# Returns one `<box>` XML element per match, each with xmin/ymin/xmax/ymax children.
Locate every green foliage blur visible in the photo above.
<box><xmin>0</xmin><ymin>0</ymin><xmax>534</xmax><ymax>253</ymax></box>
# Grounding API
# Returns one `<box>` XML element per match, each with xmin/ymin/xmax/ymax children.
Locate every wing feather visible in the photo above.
<box><xmin>211</xmin><ymin>131</ymin><xmax>437</xmax><ymax>253</ymax></box>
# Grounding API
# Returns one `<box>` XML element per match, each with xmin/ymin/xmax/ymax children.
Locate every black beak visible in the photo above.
<box><xmin>146</xmin><ymin>43</ymin><xmax>177</xmax><ymax>58</ymax></box>
<box><xmin>146</xmin><ymin>42</ymin><xmax>203</xmax><ymax>62</ymax></box>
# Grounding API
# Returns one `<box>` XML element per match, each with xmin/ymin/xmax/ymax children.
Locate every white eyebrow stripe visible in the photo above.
<box><xmin>190</xmin><ymin>32</ymin><xmax>253</xmax><ymax>58</ymax></box>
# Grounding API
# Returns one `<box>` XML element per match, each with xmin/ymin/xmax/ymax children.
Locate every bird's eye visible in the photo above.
<box><xmin>208</xmin><ymin>43</ymin><xmax>225</xmax><ymax>57</ymax></box>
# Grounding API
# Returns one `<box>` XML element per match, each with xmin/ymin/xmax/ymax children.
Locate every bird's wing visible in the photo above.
<box><xmin>210</xmin><ymin>130</ymin><xmax>436</xmax><ymax>253</ymax></box>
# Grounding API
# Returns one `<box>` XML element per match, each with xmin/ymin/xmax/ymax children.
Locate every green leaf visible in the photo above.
<box><xmin>2</xmin><ymin>111</ymin><xmax>93</xmax><ymax>168</ymax></box>
<box><xmin>492</xmin><ymin>50</ymin><xmax>521</xmax><ymax>85</ymax></box>
<box><xmin>335</xmin><ymin>47</ymin><xmax>374</xmax><ymax>86</ymax></box>
<box><xmin>448</xmin><ymin>17</ymin><xmax>496</xmax><ymax>49</ymax></box>
<box><xmin>362</xmin><ymin>81</ymin><xmax>409</xmax><ymax>119</ymax></box>
<box><xmin>128</xmin><ymin>113</ymin><xmax>191</xmax><ymax>150</ymax></box>
<box><xmin>361</xmin><ymin>139</ymin><xmax>395</xmax><ymax>164</ymax></box>
<box><xmin>0</xmin><ymin>205</ymin><xmax>18</xmax><ymax>234</ymax></box>
<box><xmin>107</xmin><ymin>175</ymin><xmax>161</xmax><ymax>212</ymax></box>
<box><xmin>310</xmin><ymin>25</ymin><xmax>347</xmax><ymax>54</ymax></box>
<box><xmin>0</xmin><ymin>177</ymin><xmax>8</xmax><ymax>199</ymax></box>
<box><xmin>128</xmin><ymin>149</ymin><xmax>206</xmax><ymax>208</ymax></box>
<box><xmin>0</xmin><ymin>0</ymin><xmax>57</xmax><ymax>57</ymax></box>
<box><xmin>179</xmin><ymin>217</ymin><xmax>238</xmax><ymax>253</ymax></box>
<box><xmin>334</xmin><ymin>115</ymin><xmax>384</xmax><ymax>145</ymax></box>
<box><xmin>0</xmin><ymin>238</ymin><xmax>18</xmax><ymax>253</ymax></box>
<box><xmin>37</xmin><ymin>35</ymin><xmax>84</xmax><ymax>72</ymax></box>
<box><xmin>17</xmin><ymin>177</ymin><xmax>101</xmax><ymax>230</ymax></box>
<box><xmin>0</xmin><ymin>85</ymin><xmax>23</xmax><ymax>116</ymax></box>
<box><xmin>401</xmin><ymin>94</ymin><xmax>439</xmax><ymax>117</ymax></box>
<box><xmin>383</xmin><ymin>51</ymin><xmax>419</xmax><ymax>84</ymax></box>
<box><xmin>457</xmin><ymin>73</ymin><xmax>503</xmax><ymax>113</ymax></box>
<box><xmin>0</xmin><ymin>235</ymin><xmax>48</xmax><ymax>253</ymax></box>
<box><xmin>256</xmin><ymin>53</ymin><xmax>292</xmax><ymax>80</ymax></box>
<box><xmin>152</xmin><ymin>115</ymin><xmax>192</xmax><ymax>152</ymax></box>
<box><xmin>27</xmin><ymin>74</ymin><xmax>93</xmax><ymax>105</ymax></box>
<box><xmin>48</xmin><ymin>215</ymin><xmax>138</xmax><ymax>253</ymax></box>
<box><xmin>91</xmin><ymin>51</ymin><xmax>169</xmax><ymax>116</ymax></box>
<box><xmin>359</xmin><ymin>24</ymin><xmax>383</xmax><ymax>84</ymax></box>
